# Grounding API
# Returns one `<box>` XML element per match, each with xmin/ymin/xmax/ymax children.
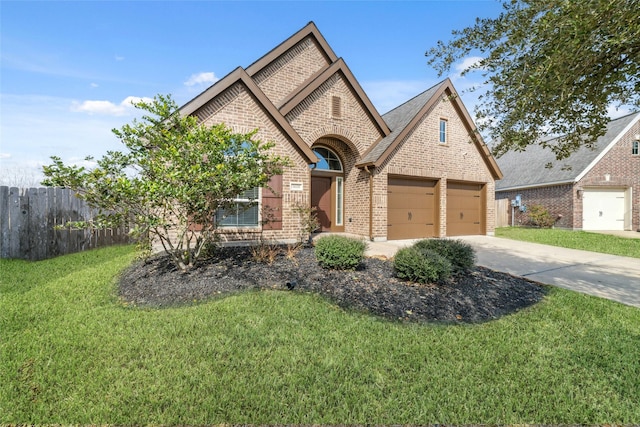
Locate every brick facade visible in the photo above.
<box><xmin>377</xmin><ymin>96</ymin><xmax>497</xmax><ymax>238</ymax></box>
<box><xmin>496</xmin><ymin>184</ymin><xmax>574</xmax><ymax>228</ymax></box>
<box><xmin>178</xmin><ymin>22</ymin><xmax>500</xmax><ymax>244</ymax></box>
<box><xmin>576</xmin><ymin>119</ymin><xmax>640</xmax><ymax>231</ymax></box>
<box><xmin>496</xmin><ymin>116</ymin><xmax>640</xmax><ymax>231</ymax></box>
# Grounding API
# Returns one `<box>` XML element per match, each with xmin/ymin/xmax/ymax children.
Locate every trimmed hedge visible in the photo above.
<box><xmin>393</xmin><ymin>247</ymin><xmax>452</xmax><ymax>284</ymax></box>
<box><xmin>314</xmin><ymin>235</ymin><xmax>367</xmax><ymax>270</ymax></box>
<box><xmin>413</xmin><ymin>238</ymin><xmax>476</xmax><ymax>274</ymax></box>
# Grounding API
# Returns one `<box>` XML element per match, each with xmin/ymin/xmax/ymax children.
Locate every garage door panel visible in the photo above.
<box><xmin>388</xmin><ymin>178</ymin><xmax>437</xmax><ymax>240</ymax></box>
<box><xmin>447</xmin><ymin>182</ymin><xmax>483</xmax><ymax>236</ymax></box>
<box><xmin>583</xmin><ymin>188</ymin><xmax>625</xmax><ymax>230</ymax></box>
<box><xmin>388</xmin><ymin>223</ymin><xmax>435</xmax><ymax>240</ymax></box>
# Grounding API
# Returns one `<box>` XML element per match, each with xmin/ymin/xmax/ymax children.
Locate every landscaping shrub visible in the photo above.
<box><xmin>393</xmin><ymin>247</ymin><xmax>452</xmax><ymax>284</ymax></box>
<box><xmin>413</xmin><ymin>238</ymin><xmax>476</xmax><ymax>274</ymax></box>
<box><xmin>527</xmin><ymin>204</ymin><xmax>556</xmax><ymax>228</ymax></box>
<box><xmin>314</xmin><ymin>235</ymin><xmax>366</xmax><ymax>270</ymax></box>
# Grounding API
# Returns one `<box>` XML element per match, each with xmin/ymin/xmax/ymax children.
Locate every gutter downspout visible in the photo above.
<box><xmin>365</xmin><ymin>165</ymin><xmax>373</xmax><ymax>241</ymax></box>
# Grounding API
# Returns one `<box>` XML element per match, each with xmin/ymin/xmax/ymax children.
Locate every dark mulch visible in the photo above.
<box><xmin>118</xmin><ymin>245</ymin><xmax>547</xmax><ymax>324</ymax></box>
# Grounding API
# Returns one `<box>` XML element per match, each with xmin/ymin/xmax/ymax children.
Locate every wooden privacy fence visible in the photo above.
<box><xmin>0</xmin><ymin>186</ymin><xmax>130</xmax><ymax>261</ymax></box>
<box><xmin>495</xmin><ymin>198</ymin><xmax>510</xmax><ymax>228</ymax></box>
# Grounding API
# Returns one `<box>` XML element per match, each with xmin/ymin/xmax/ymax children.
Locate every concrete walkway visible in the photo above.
<box><xmin>364</xmin><ymin>235</ymin><xmax>640</xmax><ymax>308</ymax></box>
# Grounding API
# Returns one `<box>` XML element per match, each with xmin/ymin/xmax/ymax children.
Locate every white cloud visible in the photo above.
<box><xmin>607</xmin><ymin>104</ymin><xmax>633</xmax><ymax>119</ymax></box>
<box><xmin>70</xmin><ymin>96</ymin><xmax>153</xmax><ymax>116</ymax></box>
<box><xmin>184</xmin><ymin>72</ymin><xmax>218</xmax><ymax>87</ymax></box>
<box><xmin>90</xmin><ymin>82</ymin><xmax>99</xmax><ymax>88</ymax></box>
<box><xmin>115</xmin><ymin>55</ymin><xmax>125</xmax><ymax>61</ymax></box>
<box><xmin>455</xmin><ymin>56</ymin><xmax>484</xmax><ymax>74</ymax></box>
<box><xmin>0</xmin><ymin>152</ymin><xmax>11</xmax><ymax>159</ymax></box>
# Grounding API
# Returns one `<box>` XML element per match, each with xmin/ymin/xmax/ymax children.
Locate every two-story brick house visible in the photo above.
<box><xmin>496</xmin><ymin>112</ymin><xmax>640</xmax><ymax>231</ymax></box>
<box><xmin>180</xmin><ymin>22</ymin><xmax>503</xmax><ymax>242</ymax></box>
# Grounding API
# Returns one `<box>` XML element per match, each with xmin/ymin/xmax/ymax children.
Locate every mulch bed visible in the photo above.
<box><xmin>118</xmin><ymin>245</ymin><xmax>547</xmax><ymax>324</ymax></box>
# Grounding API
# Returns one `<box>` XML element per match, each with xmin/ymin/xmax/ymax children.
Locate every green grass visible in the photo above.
<box><xmin>496</xmin><ymin>227</ymin><xmax>640</xmax><ymax>258</ymax></box>
<box><xmin>2</xmin><ymin>245</ymin><xmax>640</xmax><ymax>424</ymax></box>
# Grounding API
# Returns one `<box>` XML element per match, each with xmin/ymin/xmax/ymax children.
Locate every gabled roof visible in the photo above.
<box><xmin>179</xmin><ymin>21</ymin><xmax>388</xmax><ymax>166</ymax></box>
<box><xmin>495</xmin><ymin>112</ymin><xmax>640</xmax><ymax>191</ymax></box>
<box><xmin>245</xmin><ymin>21</ymin><xmax>338</xmax><ymax>77</ymax></box>
<box><xmin>357</xmin><ymin>79</ymin><xmax>503</xmax><ymax>179</ymax></box>
<box><xmin>179</xmin><ymin>67</ymin><xmax>318</xmax><ymax>164</ymax></box>
<box><xmin>278</xmin><ymin>57</ymin><xmax>391</xmax><ymax>136</ymax></box>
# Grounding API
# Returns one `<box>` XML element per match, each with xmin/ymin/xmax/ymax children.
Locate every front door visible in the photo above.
<box><xmin>311</xmin><ymin>176</ymin><xmax>332</xmax><ymax>231</ymax></box>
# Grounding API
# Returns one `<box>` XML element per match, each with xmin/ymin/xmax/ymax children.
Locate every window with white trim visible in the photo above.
<box><xmin>217</xmin><ymin>187</ymin><xmax>259</xmax><ymax>227</ymax></box>
<box><xmin>335</xmin><ymin>176</ymin><xmax>343</xmax><ymax>226</ymax></box>
<box><xmin>439</xmin><ymin>118</ymin><xmax>448</xmax><ymax>144</ymax></box>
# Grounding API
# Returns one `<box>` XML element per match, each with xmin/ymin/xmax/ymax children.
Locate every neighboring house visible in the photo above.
<box><xmin>495</xmin><ymin>112</ymin><xmax>640</xmax><ymax>231</ymax></box>
<box><xmin>180</xmin><ymin>22</ymin><xmax>503</xmax><ymax>243</ymax></box>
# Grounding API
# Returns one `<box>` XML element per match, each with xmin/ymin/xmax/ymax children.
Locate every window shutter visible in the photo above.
<box><xmin>262</xmin><ymin>174</ymin><xmax>283</xmax><ymax>230</ymax></box>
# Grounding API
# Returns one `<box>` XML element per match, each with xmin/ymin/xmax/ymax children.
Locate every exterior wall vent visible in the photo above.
<box><xmin>331</xmin><ymin>96</ymin><xmax>342</xmax><ymax>119</ymax></box>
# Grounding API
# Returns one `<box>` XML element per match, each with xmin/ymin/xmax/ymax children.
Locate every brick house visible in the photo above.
<box><xmin>496</xmin><ymin>112</ymin><xmax>640</xmax><ymax>231</ymax></box>
<box><xmin>180</xmin><ymin>22</ymin><xmax>503</xmax><ymax>243</ymax></box>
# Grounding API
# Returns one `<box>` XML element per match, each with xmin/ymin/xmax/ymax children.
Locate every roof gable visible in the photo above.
<box><xmin>496</xmin><ymin>112</ymin><xmax>640</xmax><ymax>190</ymax></box>
<box><xmin>179</xmin><ymin>67</ymin><xmax>318</xmax><ymax>164</ymax></box>
<box><xmin>357</xmin><ymin>79</ymin><xmax>502</xmax><ymax>179</ymax></box>
<box><xmin>278</xmin><ymin>58</ymin><xmax>390</xmax><ymax>137</ymax></box>
<box><xmin>245</xmin><ymin>22</ymin><xmax>338</xmax><ymax>78</ymax></box>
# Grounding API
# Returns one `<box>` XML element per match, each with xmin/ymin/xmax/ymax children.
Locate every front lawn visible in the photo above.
<box><xmin>1</xmin><ymin>246</ymin><xmax>639</xmax><ymax>424</ymax></box>
<box><xmin>496</xmin><ymin>227</ymin><xmax>640</xmax><ymax>258</ymax></box>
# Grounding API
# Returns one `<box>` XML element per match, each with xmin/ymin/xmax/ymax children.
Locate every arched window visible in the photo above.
<box><xmin>312</xmin><ymin>147</ymin><xmax>343</xmax><ymax>171</ymax></box>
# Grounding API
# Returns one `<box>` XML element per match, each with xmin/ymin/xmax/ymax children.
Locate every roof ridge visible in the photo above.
<box><xmin>382</xmin><ymin>78</ymin><xmax>449</xmax><ymax>118</ymax></box>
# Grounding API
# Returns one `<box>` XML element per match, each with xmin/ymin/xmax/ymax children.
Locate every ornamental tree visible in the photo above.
<box><xmin>426</xmin><ymin>0</ymin><xmax>640</xmax><ymax>160</ymax></box>
<box><xmin>42</xmin><ymin>94</ymin><xmax>290</xmax><ymax>271</ymax></box>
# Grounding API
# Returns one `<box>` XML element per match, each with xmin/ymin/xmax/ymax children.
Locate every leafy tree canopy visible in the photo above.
<box><xmin>426</xmin><ymin>0</ymin><xmax>640</xmax><ymax>159</ymax></box>
<box><xmin>43</xmin><ymin>94</ymin><xmax>290</xmax><ymax>271</ymax></box>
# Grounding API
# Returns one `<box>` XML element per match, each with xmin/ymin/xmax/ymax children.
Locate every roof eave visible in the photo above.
<box><xmin>245</xmin><ymin>21</ymin><xmax>338</xmax><ymax>77</ymax></box>
<box><xmin>356</xmin><ymin>81</ymin><xmax>448</xmax><ymax>169</ymax></box>
<box><xmin>179</xmin><ymin>68</ymin><xmax>318</xmax><ymax>164</ymax></box>
<box><xmin>278</xmin><ymin>58</ymin><xmax>391</xmax><ymax>137</ymax></box>
<box><xmin>496</xmin><ymin>180</ymin><xmax>575</xmax><ymax>192</ymax></box>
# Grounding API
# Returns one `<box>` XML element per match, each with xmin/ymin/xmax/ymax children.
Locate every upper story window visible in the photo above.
<box><xmin>312</xmin><ymin>147</ymin><xmax>343</xmax><ymax>171</ymax></box>
<box><xmin>633</xmin><ymin>140</ymin><xmax>639</xmax><ymax>155</ymax></box>
<box><xmin>439</xmin><ymin>118</ymin><xmax>448</xmax><ymax>144</ymax></box>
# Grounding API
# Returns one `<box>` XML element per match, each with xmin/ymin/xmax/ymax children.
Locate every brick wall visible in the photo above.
<box><xmin>496</xmin><ymin>118</ymin><xmax>640</xmax><ymax>231</ymax></box>
<box><xmin>284</xmin><ymin>72</ymin><xmax>386</xmax><ymax>238</ymax></box>
<box><xmin>197</xmin><ymin>82</ymin><xmax>311</xmax><ymax>242</ymax></box>
<box><xmin>577</xmin><ymin>120</ymin><xmax>640</xmax><ymax>231</ymax></box>
<box><xmin>376</xmin><ymin>96</ymin><xmax>497</xmax><ymax>238</ymax></box>
<box><xmin>495</xmin><ymin>184</ymin><xmax>574</xmax><ymax>228</ymax></box>
<box><xmin>253</xmin><ymin>36</ymin><xmax>330</xmax><ymax>107</ymax></box>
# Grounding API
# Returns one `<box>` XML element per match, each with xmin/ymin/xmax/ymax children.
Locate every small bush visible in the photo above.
<box><xmin>527</xmin><ymin>204</ymin><xmax>556</xmax><ymax>228</ymax></box>
<box><xmin>250</xmin><ymin>241</ymin><xmax>280</xmax><ymax>264</ymax></box>
<box><xmin>393</xmin><ymin>247</ymin><xmax>452</xmax><ymax>284</ymax></box>
<box><xmin>314</xmin><ymin>235</ymin><xmax>366</xmax><ymax>270</ymax></box>
<box><xmin>413</xmin><ymin>238</ymin><xmax>476</xmax><ymax>274</ymax></box>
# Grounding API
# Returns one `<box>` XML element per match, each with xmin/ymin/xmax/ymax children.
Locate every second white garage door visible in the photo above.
<box><xmin>582</xmin><ymin>188</ymin><xmax>626</xmax><ymax>230</ymax></box>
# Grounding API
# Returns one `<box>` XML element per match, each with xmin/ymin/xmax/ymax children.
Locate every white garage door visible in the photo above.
<box><xmin>582</xmin><ymin>188</ymin><xmax>626</xmax><ymax>230</ymax></box>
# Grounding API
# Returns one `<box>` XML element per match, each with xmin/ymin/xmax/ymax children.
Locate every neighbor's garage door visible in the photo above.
<box><xmin>387</xmin><ymin>177</ymin><xmax>437</xmax><ymax>240</ymax></box>
<box><xmin>582</xmin><ymin>188</ymin><xmax>625</xmax><ymax>230</ymax></box>
<box><xmin>446</xmin><ymin>181</ymin><xmax>483</xmax><ymax>236</ymax></box>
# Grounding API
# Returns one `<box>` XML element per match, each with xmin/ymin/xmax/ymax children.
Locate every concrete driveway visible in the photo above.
<box><xmin>365</xmin><ymin>235</ymin><xmax>640</xmax><ymax>308</ymax></box>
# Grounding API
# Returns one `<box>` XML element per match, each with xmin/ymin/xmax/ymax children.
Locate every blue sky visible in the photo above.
<box><xmin>1</xmin><ymin>0</ymin><xmax>506</xmax><ymax>185</ymax></box>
